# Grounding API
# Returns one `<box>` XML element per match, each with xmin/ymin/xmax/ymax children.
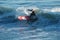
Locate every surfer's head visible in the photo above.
<box><xmin>32</xmin><ymin>9</ymin><xmax>35</xmax><ymax>14</ymax></box>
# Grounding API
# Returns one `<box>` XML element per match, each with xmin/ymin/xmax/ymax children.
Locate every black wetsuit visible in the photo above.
<box><xmin>29</xmin><ymin>11</ymin><xmax>38</xmax><ymax>22</ymax></box>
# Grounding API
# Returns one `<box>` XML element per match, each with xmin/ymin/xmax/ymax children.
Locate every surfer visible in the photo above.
<box><xmin>17</xmin><ymin>8</ymin><xmax>38</xmax><ymax>23</ymax></box>
<box><xmin>29</xmin><ymin>9</ymin><xmax>38</xmax><ymax>22</ymax></box>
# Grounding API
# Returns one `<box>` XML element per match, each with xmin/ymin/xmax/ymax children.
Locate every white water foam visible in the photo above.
<box><xmin>43</xmin><ymin>7</ymin><xmax>60</xmax><ymax>13</ymax></box>
<box><xmin>16</xmin><ymin>6</ymin><xmax>40</xmax><ymax>16</ymax></box>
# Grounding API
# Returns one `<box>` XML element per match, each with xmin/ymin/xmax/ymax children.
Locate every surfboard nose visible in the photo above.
<box><xmin>18</xmin><ymin>16</ymin><xmax>30</xmax><ymax>20</ymax></box>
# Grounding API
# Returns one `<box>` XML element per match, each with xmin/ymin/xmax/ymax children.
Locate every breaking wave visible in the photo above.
<box><xmin>0</xmin><ymin>6</ymin><xmax>60</xmax><ymax>25</ymax></box>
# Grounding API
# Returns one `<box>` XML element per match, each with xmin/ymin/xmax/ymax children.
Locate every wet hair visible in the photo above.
<box><xmin>32</xmin><ymin>11</ymin><xmax>35</xmax><ymax>13</ymax></box>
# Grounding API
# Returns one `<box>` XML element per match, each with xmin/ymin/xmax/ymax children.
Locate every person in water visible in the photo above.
<box><xmin>29</xmin><ymin>9</ymin><xmax>38</xmax><ymax>22</ymax></box>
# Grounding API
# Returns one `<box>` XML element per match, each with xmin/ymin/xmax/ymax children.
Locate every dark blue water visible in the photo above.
<box><xmin>0</xmin><ymin>0</ymin><xmax>60</xmax><ymax>40</ymax></box>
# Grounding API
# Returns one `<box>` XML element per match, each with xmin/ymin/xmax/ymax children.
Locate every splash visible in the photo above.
<box><xmin>16</xmin><ymin>6</ymin><xmax>40</xmax><ymax>16</ymax></box>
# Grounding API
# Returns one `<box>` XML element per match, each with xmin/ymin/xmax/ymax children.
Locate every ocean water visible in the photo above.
<box><xmin>0</xmin><ymin>0</ymin><xmax>60</xmax><ymax>40</ymax></box>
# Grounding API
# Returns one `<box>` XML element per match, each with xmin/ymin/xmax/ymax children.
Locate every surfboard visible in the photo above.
<box><xmin>18</xmin><ymin>16</ymin><xmax>30</xmax><ymax>20</ymax></box>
